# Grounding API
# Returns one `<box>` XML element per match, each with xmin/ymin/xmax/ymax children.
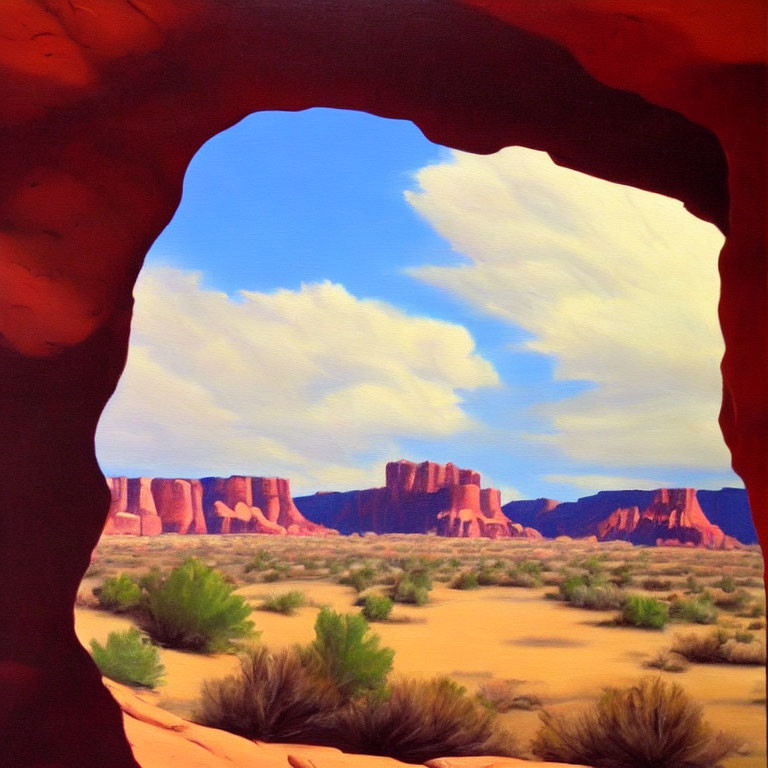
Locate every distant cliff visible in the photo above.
<box><xmin>502</xmin><ymin>488</ymin><xmax>747</xmax><ymax>548</ymax></box>
<box><xmin>104</xmin><ymin>475</ymin><xmax>337</xmax><ymax>536</ymax></box>
<box><xmin>696</xmin><ymin>488</ymin><xmax>756</xmax><ymax>544</ymax></box>
<box><xmin>294</xmin><ymin>460</ymin><xmax>541</xmax><ymax>539</ymax></box>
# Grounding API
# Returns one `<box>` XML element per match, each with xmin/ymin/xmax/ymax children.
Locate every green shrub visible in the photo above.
<box><xmin>531</xmin><ymin>677</ymin><xmax>737</xmax><ymax>768</ymax></box>
<box><xmin>714</xmin><ymin>575</ymin><xmax>736</xmax><ymax>593</ymax></box>
<box><xmin>620</xmin><ymin>595</ymin><xmax>669</xmax><ymax>629</ymax></box>
<box><xmin>362</xmin><ymin>595</ymin><xmax>393</xmax><ymax>622</ymax></box>
<box><xmin>476</xmin><ymin>567</ymin><xmax>501</xmax><ymax>586</ymax></box>
<box><xmin>558</xmin><ymin>573</ymin><xmax>594</xmax><ymax>601</ymax></box>
<box><xmin>94</xmin><ymin>574</ymin><xmax>141</xmax><ymax>613</ymax></box>
<box><xmin>392</xmin><ymin>576</ymin><xmax>430</xmax><ymax>605</ymax></box>
<box><xmin>90</xmin><ymin>628</ymin><xmax>165</xmax><ymax>688</ymax></box>
<box><xmin>299</xmin><ymin>608</ymin><xmax>394</xmax><ymax>701</ymax></box>
<box><xmin>669</xmin><ymin>596</ymin><xmax>718</xmax><ymax>625</ymax></box>
<box><xmin>568</xmin><ymin>583</ymin><xmax>625</xmax><ymax>610</ymax></box>
<box><xmin>393</xmin><ymin>566</ymin><xmax>432</xmax><ymax>603</ymax></box>
<box><xmin>195</xmin><ymin>647</ymin><xmax>337</xmax><ymax>742</ymax></box>
<box><xmin>259</xmin><ymin>591</ymin><xmax>307</xmax><ymax>616</ymax></box>
<box><xmin>451</xmin><ymin>571</ymin><xmax>480</xmax><ymax>590</ymax></box>
<box><xmin>341</xmin><ymin>566</ymin><xmax>376</xmax><ymax>593</ymax></box>
<box><xmin>610</xmin><ymin>564</ymin><xmax>634</xmax><ymax>587</ymax></box>
<box><xmin>330</xmin><ymin>677</ymin><xmax>520</xmax><ymax>764</ymax></box>
<box><xmin>140</xmin><ymin>558</ymin><xmax>255</xmax><ymax>652</ymax></box>
<box><xmin>243</xmin><ymin>549</ymin><xmax>274</xmax><ymax>573</ymax></box>
<box><xmin>517</xmin><ymin>560</ymin><xmax>544</xmax><ymax>577</ymax></box>
<box><xmin>262</xmin><ymin>570</ymin><xmax>282</xmax><ymax>583</ymax></box>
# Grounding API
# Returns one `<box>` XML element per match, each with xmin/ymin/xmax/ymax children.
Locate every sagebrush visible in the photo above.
<box><xmin>531</xmin><ymin>677</ymin><xmax>737</xmax><ymax>768</ymax></box>
<box><xmin>90</xmin><ymin>628</ymin><xmax>165</xmax><ymax>688</ymax></box>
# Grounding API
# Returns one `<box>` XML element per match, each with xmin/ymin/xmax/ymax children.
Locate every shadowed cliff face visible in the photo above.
<box><xmin>0</xmin><ymin>1</ymin><xmax>764</xmax><ymax>766</ymax></box>
<box><xmin>503</xmin><ymin>489</ymin><xmax>742</xmax><ymax>548</ymax></box>
<box><xmin>295</xmin><ymin>460</ymin><xmax>541</xmax><ymax>538</ymax></box>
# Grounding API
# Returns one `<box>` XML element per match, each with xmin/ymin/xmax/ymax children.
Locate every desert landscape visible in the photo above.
<box><xmin>78</xmin><ymin>527</ymin><xmax>766</xmax><ymax>767</ymax></box>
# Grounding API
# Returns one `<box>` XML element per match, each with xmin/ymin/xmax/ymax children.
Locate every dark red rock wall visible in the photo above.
<box><xmin>697</xmin><ymin>488</ymin><xmax>756</xmax><ymax>544</ymax></box>
<box><xmin>503</xmin><ymin>488</ymin><xmax>740</xmax><ymax>548</ymax></box>
<box><xmin>0</xmin><ymin>2</ymin><xmax>764</xmax><ymax>766</ymax></box>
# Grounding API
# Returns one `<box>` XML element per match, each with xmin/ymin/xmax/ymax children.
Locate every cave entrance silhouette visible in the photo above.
<box><xmin>0</xmin><ymin>2</ymin><xmax>764</xmax><ymax>767</ymax></box>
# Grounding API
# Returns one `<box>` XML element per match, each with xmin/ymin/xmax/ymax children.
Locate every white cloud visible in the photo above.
<box><xmin>96</xmin><ymin>267</ymin><xmax>497</xmax><ymax>494</ymax></box>
<box><xmin>405</xmin><ymin>147</ymin><xmax>731</xmax><ymax>472</ymax></box>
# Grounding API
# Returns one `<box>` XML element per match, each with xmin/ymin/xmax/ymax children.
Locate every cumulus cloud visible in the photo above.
<box><xmin>405</xmin><ymin>147</ymin><xmax>730</xmax><ymax>473</ymax></box>
<box><xmin>96</xmin><ymin>267</ymin><xmax>497</xmax><ymax>493</ymax></box>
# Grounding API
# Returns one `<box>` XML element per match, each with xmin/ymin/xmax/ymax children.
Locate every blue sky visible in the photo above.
<box><xmin>96</xmin><ymin>108</ymin><xmax>742</xmax><ymax>501</ymax></box>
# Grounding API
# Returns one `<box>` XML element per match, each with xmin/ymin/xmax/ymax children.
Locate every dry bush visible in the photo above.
<box><xmin>476</xmin><ymin>679</ymin><xmax>542</xmax><ymax>711</ymax></box>
<box><xmin>195</xmin><ymin>647</ymin><xmax>338</xmax><ymax>742</ymax></box>
<box><xmin>329</xmin><ymin>677</ymin><xmax>520</xmax><ymax>764</ymax></box>
<box><xmin>643</xmin><ymin>648</ymin><xmax>689</xmax><ymax>673</ymax></box>
<box><xmin>532</xmin><ymin>677</ymin><xmax>738</xmax><ymax>768</ymax></box>
<box><xmin>672</xmin><ymin>630</ymin><xmax>766</xmax><ymax>665</ymax></box>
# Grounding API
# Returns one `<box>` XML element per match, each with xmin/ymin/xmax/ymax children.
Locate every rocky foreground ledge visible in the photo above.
<box><xmin>105</xmin><ymin>679</ymin><xmax>590</xmax><ymax>768</ymax></box>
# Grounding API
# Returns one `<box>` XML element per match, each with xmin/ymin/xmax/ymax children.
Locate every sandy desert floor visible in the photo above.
<box><xmin>77</xmin><ymin>535</ymin><xmax>767</xmax><ymax>767</ymax></box>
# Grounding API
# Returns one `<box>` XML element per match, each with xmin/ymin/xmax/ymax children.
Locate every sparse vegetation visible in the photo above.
<box><xmin>531</xmin><ymin>677</ymin><xmax>738</xmax><ymax>768</ymax></box>
<box><xmin>669</xmin><ymin>595</ymin><xmax>718</xmax><ymax>624</ymax></box>
<box><xmin>341</xmin><ymin>566</ymin><xmax>376</xmax><ymax>593</ymax></box>
<box><xmin>619</xmin><ymin>595</ymin><xmax>669</xmax><ymax>629</ymax></box>
<box><xmin>139</xmin><ymin>558</ymin><xmax>255</xmax><ymax>652</ymax></box>
<box><xmin>644</xmin><ymin>648</ymin><xmax>689</xmax><ymax>672</ymax></box>
<box><xmin>93</xmin><ymin>573</ymin><xmax>141</xmax><ymax>613</ymax></box>
<box><xmin>299</xmin><ymin>608</ymin><xmax>394</xmax><ymax>701</ymax></box>
<box><xmin>671</xmin><ymin>629</ymin><xmax>766</xmax><ymax>665</ymax></box>
<box><xmin>476</xmin><ymin>678</ymin><xmax>542</xmax><ymax>711</ymax></box>
<box><xmin>361</xmin><ymin>594</ymin><xmax>393</xmax><ymax>622</ymax></box>
<box><xmin>568</xmin><ymin>583</ymin><xmax>625</xmax><ymax>610</ymax></box>
<box><xmin>642</xmin><ymin>577</ymin><xmax>673</xmax><ymax>592</ymax></box>
<box><xmin>90</xmin><ymin>628</ymin><xmax>165</xmax><ymax>688</ymax></box>
<box><xmin>196</xmin><ymin>647</ymin><xmax>337</xmax><ymax>742</ymax></box>
<box><xmin>259</xmin><ymin>590</ymin><xmax>307</xmax><ymax>615</ymax></box>
<box><xmin>330</xmin><ymin>677</ymin><xmax>520</xmax><ymax>763</ymax></box>
<box><xmin>451</xmin><ymin>571</ymin><xmax>480</xmax><ymax>590</ymax></box>
<box><xmin>392</xmin><ymin>567</ymin><xmax>432</xmax><ymax>604</ymax></box>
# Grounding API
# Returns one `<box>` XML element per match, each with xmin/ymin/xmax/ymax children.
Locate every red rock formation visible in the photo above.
<box><xmin>149</xmin><ymin>478</ymin><xmax>205</xmax><ymax>534</ymax></box>
<box><xmin>505</xmin><ymin>488</ymin><xmax>740</xmax><ymax>548</ymax></box>
<box><xmin>103</xmin><ymin>475</ymin><xmax>334</xmax><ymax>537</ymax></box>
<box><xmin>103</xmin><ymin>476</ymin><xmax>141</xmax><ymax>535</ymax></box>
<box><xmin>296</xmin><ymin>460</ymin><xmax>540</xmax><ymax>539</ymax></box>
<box><xmin>0</xmin><ymin>2</ymin><xmax>764</xmax><ymax>766</ymax></box>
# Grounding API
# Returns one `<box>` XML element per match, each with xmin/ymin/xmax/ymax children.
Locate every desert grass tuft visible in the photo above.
<box><xmin>195</xmin><ymin>647</ymin><xmax>338</xmax><ymax>742</ymax></box>
<box><xmin>671</xmin><ymin>629</ymin><xmax>766</xmax><ymax>665</ymax></box>
<box><xmin>329</xmin><ymin>677</ymin><xmax>520</xmax><ymax>764</ymax></box>
<box><xmin>259</xmin><ymin>590</ymin><xmax>307</xmax><ymax>615</ymax></box>
<box><xmin>531</xmin><ymin>676</ymin><xmax>738</xmax><ymax>768</ymax></box>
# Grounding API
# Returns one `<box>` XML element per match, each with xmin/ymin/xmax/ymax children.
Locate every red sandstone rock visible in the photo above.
<box><xmin>100</xmin><ymin>475</ymin><xmax>336</xmax><ymax>536</ymax></box>
<box><xmin>106</xmin><ymin>678</ymin><xmax>584</xmax><ymax>768</ymax></box>
<box><xmin>505</xmin><ymin>488</ymin><xmax>740</xmax><ymax>549</ymax></box>
<box><xmin>296</xmin><ymin>461</ymin><xmax>541</xmax><ymax>539</ymax></box>
<box><xmin>0</xmin><ymin>3</ymin><xmax>763</xmax><ymax>766</ymax></box>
